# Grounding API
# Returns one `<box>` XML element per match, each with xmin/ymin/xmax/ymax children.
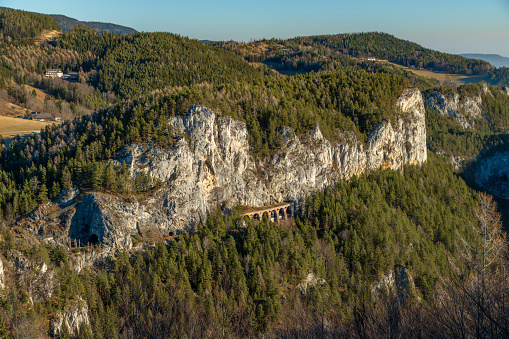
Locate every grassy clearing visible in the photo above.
<box><xmin>0</xmin><ymin>115</ymin><xmax>56</xmax><ymax>138</ymax></box>
<box><xmin>0</xmin><ymin>84</ymin><xmax>53</xmax><ymax>117</ymax></box>
<box><xmin>389</xmin><ymin>62</ymin><xmax>492</xmax><ymax>86</ymax></box>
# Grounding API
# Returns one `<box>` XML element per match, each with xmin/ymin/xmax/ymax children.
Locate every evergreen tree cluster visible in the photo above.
<box><xmin>0</xmin><ymin>7</ymin><xmax>60</xmax><ymax>45</ymax></box>
<box><xmin>493</xmin><ymin>67</ymin><xmax>509</xmax><ymax>87</ymax></box>
<box><xmin>56</xmin><ymin>26</ymin><xmax>269</xmax><ymax>98</ymax></box>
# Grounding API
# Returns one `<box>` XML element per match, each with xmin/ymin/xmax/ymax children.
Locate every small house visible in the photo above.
<box><xmin>45</xmin><ymin>69</ymin><xmax>63</xmax><ymax>78</ymax></box>
<box><xmin>31</xmin><ymin>112</ymin><xmax>54</xmax><ymax>121</ymax></box>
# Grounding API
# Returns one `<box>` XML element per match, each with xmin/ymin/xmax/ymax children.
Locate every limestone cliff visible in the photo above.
<box><xmin>474</xmin><ymin>151</ymin><xmax>509</xmax><ymax>198</ymax></box>
<box><xmin>425</xmin><ymin>90</ymin><xmax>485</xmax><ymax>128</ymax></box>
<box><xmin>65</xmin><ymin>88</ymin><xmax>427</xmax><ymax>248</ymax></box>
<box><xmin>51</xmin><ymin>297</ymin><xmax>90</xmax><ymax>337</ymax></box>
<box><xmin>12</xmin><ymin>253</ymin><xmax>55</xmax><ymax>304</ymax></box>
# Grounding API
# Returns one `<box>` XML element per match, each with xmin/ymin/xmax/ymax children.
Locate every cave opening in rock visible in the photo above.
<box><xmin>88</xmin><ymin>234</ymin><xmax>99</xmax><ymax>245</ymax></box>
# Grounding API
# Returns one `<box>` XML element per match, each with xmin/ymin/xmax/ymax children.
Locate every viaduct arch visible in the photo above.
<box><xmin>242</xmin><ymin>202</ymin><xmax>292</xmax><ymax>223</ymax></box>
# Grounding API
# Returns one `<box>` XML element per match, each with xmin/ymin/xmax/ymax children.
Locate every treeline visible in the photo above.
<box><xmin>0</xmin><ymin>154</ymin><xmax>485</xmax><ymax>337</ymax></box>
<box><xmin>150</xmin><ymin>68</ymin><xmax>409</xmax><ymax>153</ymax></box>
<box><xmin>0</xmin><ymin>7</ymin><xmax>60</xmax><ymax>45</ymax></box>
<box><xmin>2</xmin><ymin>43</ymin><xmax>93</xmax><ymax>75</ymax></box>
<box><xmin>216</xmin><ymin>39</ymin><xmax>360</xmax><ymax>74</ymax></box>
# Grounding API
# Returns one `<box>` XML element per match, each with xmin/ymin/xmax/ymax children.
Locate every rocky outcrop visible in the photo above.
<box><xmin>51</xmin><ymin>297</ymin><xmax>90</xmax><ymax>338</ymax></box>
<box><xmin>65</xmin><ymin>88</ymin><xmax>426</xmax><ymax>247</ymax></box>
<box><xmin>297</xmin><ymin>272</ymin><xmax>327</xmax><ymax>294</ymax></box>
<box><xmin>474</xmin><ymin>151</ymin><xmax>509</xmax><ymax>198</ymax></box>
<box><xmin>13</xmin><ymin>253</ymin><xmax>55</xmax><ymax>304</ymax></box>
<box><xmin>503</xmin><ymin>87</ymin><xmax>509</xmax><ymax>96</ymax></box>
<box><xmin>425</xmin><ymin>91</ymin><xmax>484</xmax><ymax>128</ymax></box>
<box><xmin>372</xmin><ymin>266</ymin><xmax>415</xmax><ymax>300</ymax></box>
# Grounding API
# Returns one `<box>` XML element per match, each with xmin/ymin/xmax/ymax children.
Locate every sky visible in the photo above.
<box><xmin>4</xmin><ymin>0</ymin><xmax>509</xmax><ymax>57</ymax></box>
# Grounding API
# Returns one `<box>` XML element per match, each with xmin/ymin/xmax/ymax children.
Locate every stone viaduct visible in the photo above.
<box><xmin>242</xmin><ymin>202</ymin><xmax>292</xmax><ymax>223</ymax></box>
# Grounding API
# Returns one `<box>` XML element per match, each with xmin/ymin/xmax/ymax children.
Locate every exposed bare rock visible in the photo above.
<box><xmin>56</xmin><ymin>186</ymin><xmax>80</xmax><ymax>207</ymax></box>
<box><xmin>425</xmin><ymin>91</ymin><xmax>483</xmax><ymax>128</ymax></box>
<box><xmin>297</xmin><ymin>272</ymin><xmax>327</xmax><ymax>294</ymax></box>
<box><xmin>372</xmin><ymin>266</ymin><xmax>415</xmax><ymax>300</ymax></box>
<box><xmin>37</xmin><ymin>88</ymin><xmax>426</xmax><ymax>249</ymax></box>
<box><xmin>503</xmin><ymin>87</ymin><xmax>509</xmax><ymax>96</ymax></box>
<box><xmin>0</xmin><ymin>256</ymin><xmax>4</xmax><ymax>290</ymax></box>
<box><xmin>51</xmin><ymin>297</ymin><xmax>90</xmax><ymax>338</ymax></box>
<box><xmin>482</xmin><ymin>82</ymin><xmax>492</xmax><ymax>96</ymax></box>
<box><xmin>70</xmin><ymin>248</ymin><xmax>117</xmax><ymax>274</ymax></box>
<box><xmin>434</xmin><ymin>151</ymin><xmax>472</xmax><ymax>171</ymax></box>
<box><xmin>67</xmin><ymin>193</ymin><xmax>136</xmax><ymax>249</ymax></box>
<box><xmin>13</xmin><ymin>253</ymin><xmax>55</xmax><ymax>304</ymax></box>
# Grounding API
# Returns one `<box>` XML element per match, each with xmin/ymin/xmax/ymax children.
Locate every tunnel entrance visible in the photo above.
<box><xmin>88</xmin><ymin>234</ymin><xmax>99</xmax><ymax>245</ymax></box>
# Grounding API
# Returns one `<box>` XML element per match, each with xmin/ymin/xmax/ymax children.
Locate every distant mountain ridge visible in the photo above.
<box><xmin>460</xmin><ymin>53</ymin><xmax>509</xmax><ymax>68</ymax></box>
<box><xmin>49</xmin><ymin>14</ymin><xmax>137</xmax><ymax>35</ymax></box>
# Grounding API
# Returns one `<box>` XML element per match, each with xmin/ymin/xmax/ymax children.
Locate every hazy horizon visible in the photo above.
<box><xmin>4</xmin><ymin>0</ymin><xmax>509</xmax><ymax>58</ymax></box>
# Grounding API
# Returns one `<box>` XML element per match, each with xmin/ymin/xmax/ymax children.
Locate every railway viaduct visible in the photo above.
<box><xmin>242</xmin><ymin>202</ymin><xmax>292</xmax><ymax>223</ymax></box>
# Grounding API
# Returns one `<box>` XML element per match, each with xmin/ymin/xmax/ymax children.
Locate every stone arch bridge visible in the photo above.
<box><xmin>242</xmin><ymin>202</ymin><xmax>292</xmax><ymax>223</ymax></box>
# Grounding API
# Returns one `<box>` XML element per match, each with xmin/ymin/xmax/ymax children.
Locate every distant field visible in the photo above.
<box><xmin>0</xmin><ymin>115</ymin><xmax>56</xmax><ymax>138</ymax></box>
<box><xmin>390</xmin><ymin>62</ymin><xmax>492</xmax><ymax>86</ymax></box>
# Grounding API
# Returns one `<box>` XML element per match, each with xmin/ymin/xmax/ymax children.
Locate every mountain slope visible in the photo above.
<box><xmin>49</xmin><ymin>14</ymin><xmax>137</xmax><ymax>35</ymax></box>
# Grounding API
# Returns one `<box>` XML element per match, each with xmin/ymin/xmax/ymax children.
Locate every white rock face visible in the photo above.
<box><xmin>503</xmin><ymin>87</ymin><xmax>509</xmax><ymax>96</ymax></box>
<box><xmin>0</xmin><ymin>257</ymin><xmax>4</xmax><ymax>290</ymax></box>
<box><xmin>67</xmin><ymin>88</ymin><xmax>427</xmax><ymax>247</ymax></box>
<box><xmin>51</xmin><ymin>297</ymin><xmax>90</xmax><ymax>337</ymax></box>
<box><xmin>425</xmin><ymin>91</ymin><xmax>484</xmax><ymax>128</ymax></box>
<box><xmin>372</xmin><ymin>266</ymin><xmax>415</xmax><ymax>299</ymax></box>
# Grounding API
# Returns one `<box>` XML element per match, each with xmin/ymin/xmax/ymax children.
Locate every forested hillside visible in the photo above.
<box><xmin>218</xmin><ymin>32</ymin><xmax>494</xmax><ymax>77</ymax></box>
<box><xmin>56</xmin><ymin>26</ymin><xmax>268</xmax><ymax>98</ymax></box>
<box><xmin>0</xmin><ymin>7</ymin><xmax>60</xmax><ymax>45</ymax></box>
<box><xmin>1</xmin><ymin>154</ymin><xmax>491</xmax><ymax>337</ymax></box>
<box><xmin>0</xmin><ymin>68</ymin><xmax>409</xmax><ymax>221</ymax></box>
